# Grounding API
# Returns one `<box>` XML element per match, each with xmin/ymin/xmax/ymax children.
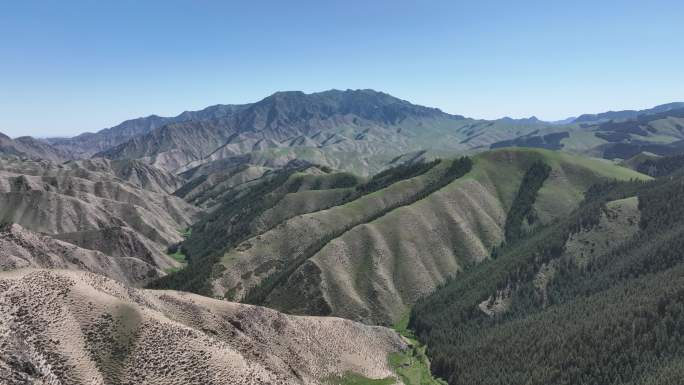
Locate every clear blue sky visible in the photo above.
<box><xmin>1</xmin><ymin>0</ymin><xmax>682</xmax><ymax>137</ymax></box>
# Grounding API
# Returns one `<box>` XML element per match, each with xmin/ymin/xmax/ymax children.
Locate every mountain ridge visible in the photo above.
<box><xmin>152</xmin><ymin>148</ymin><xmax>648</xmax><ymax>325</ymax></box>
<box><xmin>0</xmin><ymin>132</ymin><xmax>72</xmax><ymax>162</ymax></box>
<box><xmin>6</xmin><ymin>92</ymin><xmax>684</xmax><ymax>178</ymax></box>
<box><xmin>572</xmin><ymin>101</ymin><xmax>684</xmax><ymax>123</ymax></box>
<box><xmin>93</xmin><ymin>89</ymin><xmax>542</xmax><ymax>175</ymax></box>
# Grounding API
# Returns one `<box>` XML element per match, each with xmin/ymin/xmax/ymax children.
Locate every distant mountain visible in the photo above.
<box><xmin>572</xmin><ymin>101</ymin><xmax>684</xmax><ymax>123</ymax></box>
<box><xmin>488</xmin><ymin>105</ymin><xmax>684</xmax><ymax>160</ymax></box>
<box><xmin>90</xmin><ymin>91</ymin><xmax>684</xmax><ymax>176</ymax></box>
<box><xmin>587</xmin><ymin>107</ymin><xmax>684</xmax><ymax>159</ymax></box>
<box><xmin>0</xmin><ymin>269</ymin><xmax>404</xmax><ymax>384</ymax></box>
<box><xmin>11</xmin><ymin>92</ymin><xmax>684</xmax><ymax>174</ymax></box>
<box><xmin>46</xmin><ymin>115</ymin><xmax>174</xmax><ymax>158</ymax></box>
<box><xmin>46</xmin><ymin>104</ymin><xmax>248</xmax><ymax>158</ymax></box>
<box><xmin>97</xmin><ymin>89</ymin><xmax>552</xmax><ymax>175</ymax></box>
<box><xmin>548</xmin><ymin>117</ymin><xmax>577</xmax><ymax>125</ymax></box>
<box><xmin>0</xmin><ymin>132</ymin><xmax>71</xmax><ymax>162</ymax></box>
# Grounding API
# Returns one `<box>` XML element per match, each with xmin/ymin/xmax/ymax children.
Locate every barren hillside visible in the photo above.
<box><xmin>0</xmin><ymin>269</ymin><xmax>406</xmax><ymax>385</ymax></box>
<box><xmin>0</xmin><ymin>224</ymin><xmax>172</xmax><ymax>285</ymax></box>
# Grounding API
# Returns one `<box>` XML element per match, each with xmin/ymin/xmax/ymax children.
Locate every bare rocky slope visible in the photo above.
<box><xmin>0</xmin><ymin>269</ymin><xmax>406</xmax><ymax>385</ymax></box>
<box><xmin>46</xmin><ymin>104</ymin><xmax>247</xmax><ymax>158</ymax></box>
<box><xmin>0</xmin><ymin>133</ymin><xmax>71</xmax><ymax>163</ymax></box>
<box><xmin>52</xmin><ymin>226</ymin><xmax>174</xmax><ymax>271</ymax></box>
<box><xmin>0</xmin><ymin>224</ymin><xmax>172</xmax><ymax>286</ymax></box>
<box><xmin>0</xmin><ymin>157</ymin><xmax>198</xmax><ymax>286</ymax></box>
<box><xmin>65</xmin><ymin>157</ymin><xmax>186</xmax><ymax>194</ymax></box>
<box><xmin>0</xmin><ymin>157</ymin><xmax>198</xmax><ymax>245</ymax></box>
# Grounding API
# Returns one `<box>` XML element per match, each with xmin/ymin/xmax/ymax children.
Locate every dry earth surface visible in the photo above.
<box><xmin>0</xmin><ymin>269</ymin><xmax>406</xmax><ymax>385</ymax></box>
<box><xmin>0</xmin><ymin>224</ymin><xmax>171</xmax><ymax>286</ymax></box>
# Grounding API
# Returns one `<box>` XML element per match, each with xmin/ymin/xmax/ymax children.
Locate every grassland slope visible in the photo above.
<box><xmin>197</xmin><ymin>148</ymin><xmax>646</xmax><ymax>325</ymax></box>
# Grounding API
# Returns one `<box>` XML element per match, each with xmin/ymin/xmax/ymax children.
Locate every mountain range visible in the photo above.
<box><xmin>2</xmin><ymin>89</ymin><xmax>682</xmax><ymax>179</ymax></box>
<box><xmin>2</xmin><ymin>89</ymin><xmax>684</xmax><ymax>385</ymax></box>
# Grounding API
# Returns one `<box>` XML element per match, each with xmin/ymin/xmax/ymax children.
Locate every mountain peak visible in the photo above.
<box><xmin>243</xmin><ymin>88</ymin><xmax>452</xmax><ymax>127</ymax></box>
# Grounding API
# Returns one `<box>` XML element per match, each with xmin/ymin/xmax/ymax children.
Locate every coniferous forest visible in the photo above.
<box><xmin>410</xmin><ymin>157</ymin><xmax>684</xmax><ymax>385</ymax></box>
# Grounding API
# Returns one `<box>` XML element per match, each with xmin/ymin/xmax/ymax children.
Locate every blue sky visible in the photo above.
<box><xmin>1</xmin><ymin>0</ymin><xmax>682</xmax><ymax>137</ymax></box>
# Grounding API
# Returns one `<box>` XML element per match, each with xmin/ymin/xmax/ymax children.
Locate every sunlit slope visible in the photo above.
<box><xmin>210</xmin><ymin>148</ymin><xmax>647</xmax><ymax>324</ymax></box>
<box><xmin>408</xmin><ymin>167</ymin><xmax>684</xmax><ymax>385</ymax></box>
<box><xmin>0</xmin><ymin>157</ymin><xmax>199</xmax><ymax>286</ymax></box>
<box><xmin>0</xmin><ymin>269</ymin><xmax>404</xmax><ymax>385</ymax></box>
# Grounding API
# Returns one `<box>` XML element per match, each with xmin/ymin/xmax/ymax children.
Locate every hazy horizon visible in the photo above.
<box><xmin>1</xmin><ymin>0</ymin><xmax>683</xmax><ymax>138</ymax></box>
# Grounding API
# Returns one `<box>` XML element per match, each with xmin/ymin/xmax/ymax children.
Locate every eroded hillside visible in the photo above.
<box><xmin>0</xmin><ymin>224</ymin><xmax>170</xmax><ymax>285</ymax></box>
<box><xmin>0</xmin><ymin>157</ymin><xmax>198</xmax><ymax>286</ymax></box>
<box><xmin>0</xmin><ymin>269</ymin><xmax>406</xmax><ymax>385</ymax></box>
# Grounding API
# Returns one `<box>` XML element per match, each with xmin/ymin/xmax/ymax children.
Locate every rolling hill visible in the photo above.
<box><xmin>3</xmin><ymin>90</ymin><xmax>684</xmax><ymax>385</ymax></box>
<box><xmin>0</xmin><ymin>156</ymin><xmax>199</xmax><ymax>286</ymax></box>
<box><xmin>0</xmin><ymin>269</ymin><xmax>405</xmax><ymax>385</ymax></box>
<box><xmin>571</xmin><ymin>102</ymin><xmax>684</xmax><ymax>123</ymax></box>
<box><xmin>409</xmin><ymin>154</ymin><xmax>684</xmax><ymax>385</ymax></box>
<box><xmin>492</xmin><ymin>105</ymin><xmax>684</xmax><ymax>160</ymax></box>
<box><xmin>153</xmin><ymin>148</ymin><xmax>648</xmax><ymax>325</ymax></box>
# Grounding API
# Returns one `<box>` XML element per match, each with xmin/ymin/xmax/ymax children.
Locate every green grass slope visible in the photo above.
<box><xmin>191</xmin><ymin>148</ymin><xmax>647</xmax><ymax>325</ymax></box>
<box><xmin>409</xmin><ymin>168</ymin><xmax>684</xmax><ymax>385</ymax></box>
